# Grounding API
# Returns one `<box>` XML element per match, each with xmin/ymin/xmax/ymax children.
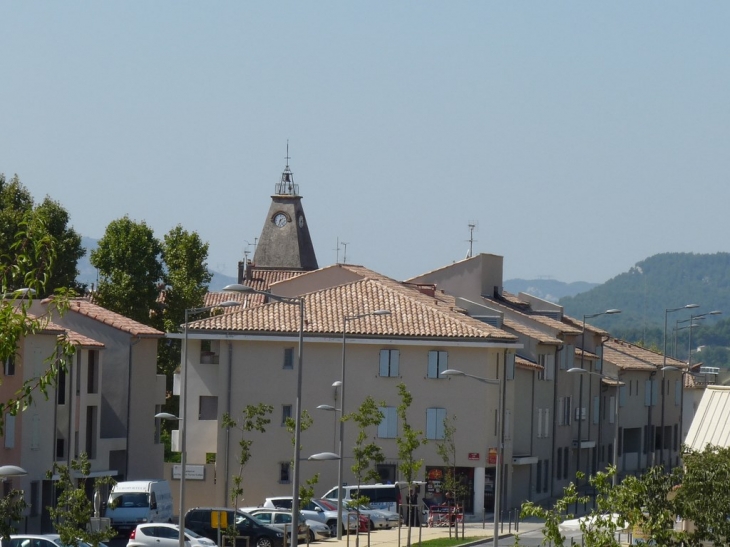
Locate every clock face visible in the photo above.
<box><xmin>273</xmin><ymin>213</ymin><xmax>287</xmax><ymax>227</ymax></box>
<box><xmin>298</xmin><ymin>215</ymin><xmax>304</xmax><ymax>228</ymax></box>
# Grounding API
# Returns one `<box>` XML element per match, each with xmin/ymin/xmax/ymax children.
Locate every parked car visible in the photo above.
<box><xmin>245</xmin><ymin>508</ymin><xmax>308</xmax><ymax>542</ymax></box>
<box><xmin>263</xmin><ymin>496</ymin><xmax>358</xmax><ymax>536</ymax></box>
<box><xmin>126</xmin><ymin>524</ymin><xmax>215</xmax><ymax>547</ymax></box>
<box><xmin>322</xmin><ymin>483</ymin><xmax>406</xmax><ymax>513</ymax></box>
<box><xmin>185</xmin><ymin>507</ymin><xmax>284</xmax><ymax>547</ymax></box>
<box><xmin>303</xmin><ymin>520</ymin><xmax>331</xmax><ymax>542</ymax></box>
<box><xmin>349</xmin><ymin>504</ymin><xmax>401</xmax><ymax>530</ymax></box>
<box><xmin>5</xmin><ymin>536</ymin><xmax>107</xmax><ymax>547</ymax></box>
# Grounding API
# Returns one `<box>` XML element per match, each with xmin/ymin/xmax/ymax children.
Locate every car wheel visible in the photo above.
<box><xmin>309</xmin><ymin>530</ymin><xmax>316</xmax><ymax>542</ymax></box>
<box><xmin>327</xmin><ymin>521</ymin><xmax>338</xmax><ymax>537</ymax></box>
<box><xmin>256</xmin><ymin>537</ymin><xmax>273</xmax><ymax>547</ymax></box>
<box><xmin>369</xmin><ymin>520</ymin><xmax>375</xmax><ymax>531</ymax></box>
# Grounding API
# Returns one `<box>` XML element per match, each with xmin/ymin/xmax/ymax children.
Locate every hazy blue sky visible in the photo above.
<box><xmin>2</xmin><ymin>3</ymin><xmax>728</xmax><ymax>284</ymax></box>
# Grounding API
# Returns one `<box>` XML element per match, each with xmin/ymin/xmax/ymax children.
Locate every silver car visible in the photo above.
<box><xmin>263</xmin><ymin>496</ymin><xmax>358</xmax><ymax>536</ymax></box>
<box><xmin>126</xmin><ymin>524</ymin><xmax>216</xmax><ymax>547</ymax></box>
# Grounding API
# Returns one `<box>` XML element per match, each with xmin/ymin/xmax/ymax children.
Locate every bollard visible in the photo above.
<box><xmin>507</xmin><ymin>509</ymin><xmax>513</xmax><ymax>533</ymax></box>
<box><xmin>515</xmin><ymin>508</ymin><xmax>520</xmax><ymax>533</ymax></box>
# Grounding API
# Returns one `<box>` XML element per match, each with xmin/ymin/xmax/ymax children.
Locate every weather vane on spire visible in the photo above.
<box><xmin>276</xmin><ymin>140</ymin><xmax>298</xmax><ymax>195</ymax></box>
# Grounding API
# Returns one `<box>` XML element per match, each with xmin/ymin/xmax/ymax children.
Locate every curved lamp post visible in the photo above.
<box><xmin>440</xmin><ymin>368</ymin><xmax>502</xmax><ymax>547</ymax></box>
<box><xmin>568</xmin><ymin>368</ymin><xmax>621</xmax><ymax>486</ymax></box>
<box><xmin>162</xmin><ymin>300</ymin><xmax>240</xmax><ymax>547</ymax></box>
<box><xmin>0</xmin><ymin>465</ymin><xmax>27</xmax><ymax>478</ymax></box>
<box><xmin>331</xmin><ymin>310</ymin><xmax>390</xmax><ymax>539</ymax></box>
<box><xmin>661</xmin><ymin>304</ymin><xmax>699</xmax><ymax>468</ymax></box>
<box><xmin>576</xmin><ymin>309</ymin><xmax>620</xmax><ymax>507</ymax></box>
<box><xmin>224</xmin><ymin>284</ymin><xmax>305</xmax><ymax>545</ymax></box>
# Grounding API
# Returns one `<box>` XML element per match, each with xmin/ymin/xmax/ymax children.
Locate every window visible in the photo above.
<box><xmin>645</xmin><ymin>379</ymin><xmax>658</xmax><ymax>407</ymax></box>
<box><xmin>558</xmin><ymin>397</ymin><xmax>572</xmax><ymax>426</ymax></box>
<box><xmin>593</xmin><ymin>396</ymin><xmax>599</xmax><ymax>425</ymax></box>
<box><xmin>538</xmin><ymin>354</ymin><xmax>555</xmax><ymax>381</ymax></box>
<box><xmin>556</xmin><ymin>448</ymin><xmax>563</xmax><ymax>480</ymax></box>
<box><xmin>87</xmin><ymin>350</ymin><xmax>99</xmax><ymax>394</ymax></box>
<box><xmin>536</xmin><ymin>461</ymin><xmax>542</xmax><ymax>493</ymax></box>
<box><xmin>4</xmin><ymin>354</ymin><xmax>15</xmax><ymax>376</ymax></box>
<box><xmin>675</xmin><ymin>380</ymin><xmax>681</xmax><ymax>406</ymax></box>
<box><xmin>379</xmin><ymin>350</ymin><xmax>400</xmax><ymax>377</ymax></box>
<box><xmin>543</xmin><ymin>408</ymin><xmax>550</xmax><ymax>438</ymax></box>
<box><xmin>563</xmin><ymin>447</ymin><xmax>569</xmax><ymax>479</ymax></box>
<box><xmin>378</xmin><ymin>406</ymin><xmax>397</xmax><ymax>438</ymax></box>
<box><xmin>560</xmin><ymin>345</ymin><xmax>575</xmax><ymax>370</ymax></box>
<box><xmin>426</xmin><ymin>408</ymin><xmax>446</xmax><ymax>439</ymax></box>
<box><xmin>427</xmin><ymin>351</ymin><xmax>447</xmax><ymax>379</ymax></box>
<box><xmin>283</xmin><ymin>348</ymin><xmax>294</xmax><ymax>369</ymax></box>
<box><xmin>282</xmin><ymin>405</ymin><xmax>292</xmax><ymax>426</ymax></box>
<box><xmin>4</xmin><ymin>414</ymin><xmax>15</xmax><ymax>449</ymax></box>
<box><xmin>200</xmin><ymin>340</ymin><xmax>221</xmax><ymax>364</ymax></box>
<box><xmin>543</xmin><ymin>460</ymin><xmax>549</xmax><ymax>492</ymax></box>
<box><xmin>537</xmin><ymin>409</ymin><xmax>549</xmax><ymax>438</ymax></box>
<box><xmin>30</xmin><ymin>481</ymin><xmax>40</xmax><ymax>517</ymax></box>
<box><xmin>537</xmin><ymin>409</ymin><xmax>543</xmax><ymax>438</ymax></box>
<box><xmin>199</xmin><ymin>396</ymin><xmax>218</xmax><ymax>420</ymax></box>
<box><xmin>85</xmin><ymin>407</ymin><xmax>97</xmax><ymax>458</ymax></box>
<box><xmin>56</xmin><ymin>438</ymin><xmax>65</xmax><ymax>460</ymax></box>
<box><xmin>57</xmin><ymin>368</ymin><xmax>66</xmax><ymax>405</ymax></box>
<box><xmin>279</xmin><ymin>462</ymin><xmax>290</xmax><ymax>483</ymax></box>
<box><xmin>609</xmin><ymin>397</ymin><xmax>616</xmax><ymax>424</ymax></box>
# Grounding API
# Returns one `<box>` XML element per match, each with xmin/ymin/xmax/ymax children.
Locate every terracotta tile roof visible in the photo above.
<box><xmin>563</xmin><ymin>315</ymin><xmax>609</xmax><ymax>336</ymax></box>
<box><xmin>482</xmin><ymin>295</ymin><xmax>582</xmax><ymax>336</ymax></box>
<box><xmin>603</xmin><ymin>338</ymin><xmax>686</xmax><ymax>371</ymax></box>
<box><xmin>516</xmin><ymin>355</ymin><xmax>543</xmax><ymax>371</ymax></box>
<box><xmin>502</xmin><ymin>318</ymin><xmax>563</xmax><ymax>345</ymax></box>
<box><xmin>67</xmin><ymin>299</ymin><xmax>164</xmax><ymax>337</ymax></box>
<box><xmin>205</xmin><ymin>269</ymin><xmax>306</xmax><ymax>308</ymax></box>
<box><xmin>575</xmin><ymin>347</ymin><xmax>599</xmax><ymax>361</ymax></box>
<box><xmin>189</xmin><ymin>277</ymin><xmax>519</xmax><ymax>342</ymax></box>
<box><xmin>63</xmin><ymin>329</ymin><xmax>105</xmax><ymax>348</ymax></box>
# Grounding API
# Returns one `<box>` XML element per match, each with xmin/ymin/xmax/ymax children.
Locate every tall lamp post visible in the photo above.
<box><xmin>330</xmin><ymin>310</ymin><xmax>391</xmax><ymax>539</ymax></box>
<box><xmin>576</xmin><ymin>309</ymin><xmax>620</xmax><ymax>506</ymax></box>
<box><xmin>661</xmin><ymin>304</ymin><xmax>698</xmax><ymax>468</ymax></box>
<box><xmin>568</xmin><ymin>368</ymin><xmax>621</xmax><ymax>486</ymax></box>
<box><xmin>440</xmin><ymin>368</ymin><xmax>503</xmax><ymax>547</ymax></box>
<box><xmin>223</xmin><ymin>284</ymin><xmax>305</xmax><ymax>545</ymax></box>
<box><xmin>158</xmin><ymin>300</ymin><xmax>240</xmax><ymax>547</ymax></box>
<box><xmin>661</xmin><ymin>365</ymin><xmax>707</xmax><ymax>455</ymax></box>
<box><xmin>687</xmin><ymin>311</ymin><xmax>722</xmax><ymax>369</ymax></box>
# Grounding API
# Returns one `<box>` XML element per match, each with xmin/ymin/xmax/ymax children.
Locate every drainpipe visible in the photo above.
<box><xmin>224</xmin><ymin>339</ymin><xmax>233</xmax><ymax>505</ymax></box>
<box><xmin>550</xmin><ymin>344</ymin><xmax>562</xmax><ymax>496</ymax></box>
<box><xmin>125</xmin><ymin>336</ymin><xmax>142</xmax><ymax>479</ymax></box>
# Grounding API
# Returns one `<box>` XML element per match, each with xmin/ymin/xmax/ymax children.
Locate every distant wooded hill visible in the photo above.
<box><xmin>503</xmin><ymin>278</ymin><xmax>598</xmax><ymax>303</ymax></box>
<box><xmin>559</xmin><ymin>252</ymin><xmax>730</xmax><ymax>369</ymax></box>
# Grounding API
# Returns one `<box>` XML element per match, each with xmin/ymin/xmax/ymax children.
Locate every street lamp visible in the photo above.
<box><xmin>0</xmin><ymin>465</ymin><xmax>27</xmax><ymax>477</ymax></box>
<box><xmin>331</xmin><ymin>309</ymin><xmax>390</xmax><ymax>540</ymax></box>
<box><xmin>440</xmin><ymin>368</ymin><xmax>502</xmax><ymax>547</ymax></box>
<box><xmin>568</xmin><ymin>368</ymin><xmax>621</xmax><ymax>487</ymax></box>
<box><xmin>223</xmin><ymin>284</ymin><xmax>305</xmax><ymax>545</ymax></box>
<box><xmin>163</xmin><ymin>300</ymin><xmax>240</xmax><ymax>547</ymax></box>
<box><xmin>661</xmin><ymin>304</ymin><xmax>699</xmax><ymax>468</ymax></box>
<box><xmin>576</xmin><ymin>309</ymin><xmax>620</xmax><ymax>505</ymax></box>
<box><xmin>687</xmin><ymin>311</ymin><xmax>722</xmax><ymax>369</ymax></box>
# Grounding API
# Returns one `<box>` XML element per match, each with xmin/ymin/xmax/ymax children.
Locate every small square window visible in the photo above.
<box><xmin>427</xmin><ymin>351</ymin><xmax>447</xmax><ymax>379</ymax></box>
<box><xmin>379</xmin><ymin>350</ymin><xmax>399</xmax><ymax>377</ymax></box>
<box><xmin>199</xmin><ymin>396</ymin><xmax>218</xmax><ymax>420</ymax></box>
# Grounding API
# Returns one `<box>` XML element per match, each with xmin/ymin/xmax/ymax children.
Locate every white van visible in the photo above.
<box><xmin>105</xmin><ymin>480</ymin><xmax>174</xmax><ymax>533</ymax></box>
<box><xmin>322</xmin><ymin>483</ymin><xmax>407</xmax><ymax>513</ymax></box>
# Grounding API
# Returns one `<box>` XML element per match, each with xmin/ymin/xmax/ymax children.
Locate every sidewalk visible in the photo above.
<box><xmin>312</xmin><ymin>518</ymin><xmax>547</xmax><ymax>547</ymax></box>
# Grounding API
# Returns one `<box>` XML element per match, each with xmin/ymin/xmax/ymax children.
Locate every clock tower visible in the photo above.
<box><xmin>249</xmin><ymin>158</ymin><xmax>319</xmax><ymax>271</ymax></box>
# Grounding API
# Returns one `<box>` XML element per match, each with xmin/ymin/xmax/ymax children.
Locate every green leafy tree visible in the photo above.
<box><xmin>395</xmin><ymin>383</ymin><xmax>426</xmax><ymax>547</ymax></box>
<box><xmin>222</xmin><ymin>404</ymin><xmax>273</xmax><ymax>509</ymax></box>
<box><xmin>521</xmin><ymin>479</ymin><xmax>581</xmax><ymax>547</ymax></box>
<box><xmin>285</xmin><ymin>410</ymin><xmax>318</xmax><ymax>504</ymax></box>
<box><xmin>0</xmin><ymin>174</ymin><xmax>84</xmax><ymax>295</ymax></box>
<box><xmin>48</xmin><ymin>453</ymin><xmax>117</xmax><ymax>547</ymax></box>
<box><xmin>90</xmin><ymin>216</ymin><xmax>164</xmax><ymax>326</ymax></box>
<box><xmin>343</xmin><ymin>396</ymin><xmax>385</xmax><ymax>545</ymax></box>
<box><xmin>0</xmin><ymin>488</ymin><xmax>27</xmax><ymax>540</ymax></box>
<box><xmin>435</xmin><ymin>414</ymin><xmax>468</xmax><ymax>538</ymax></box>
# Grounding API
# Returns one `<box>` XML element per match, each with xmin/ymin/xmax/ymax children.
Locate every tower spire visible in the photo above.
<box><xmin>276</xmin><ymin>140</ymin><xmax>298</xmax><ymax>196</ymax></box>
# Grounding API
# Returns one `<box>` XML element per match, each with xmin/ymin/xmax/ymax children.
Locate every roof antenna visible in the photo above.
<box><xmin>342</xmin><ymin>242</ymin><xmax>349</xmax><ymax>264</ymax></box>
<box><xmin>334</xmin><ymin>237</ymin><xmax>340</xmax><ymax>264</ymax></box>
<box><xmin>466</xmin><ymin>221</ymin><xmax>478</xmax><ymax>259</ymax></box>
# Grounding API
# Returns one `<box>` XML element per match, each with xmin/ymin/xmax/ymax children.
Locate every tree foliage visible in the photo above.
<box><xmin>343</xmin><ymin>396</ymin><xmax>385</xmax><ymax>505</ymax></box>
<box><xmin>222</xmin><ymin>403</ymin><xmax>273</xmax><ymax>509</ymax></box>
<box><xmin>48</xmin><ymin>454</ymin><xmax>117</xmax><ymax>547</ymax></box>
<box><xmin>0</xmin><ymin>174</ymin><xmax>84</xmax><ymax>295</ymax></box>
<box><xmin>395</xmin><ymin>383</ymin><xmax>426</xmax><ymax>547</ymax></box>
<box><xmin>435</xmin><ymin>414</ymin><xmax>468</xmax><ymax>539</ymax></box>
<box><xmin>90</xmin><ymin>216</ymin><xmax>164</xmax><ymax>326</ymax></box>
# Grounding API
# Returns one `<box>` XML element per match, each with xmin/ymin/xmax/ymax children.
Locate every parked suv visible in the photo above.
<box><xmin>263</xmin><ymin>497</ymin><xmax>358</xmax><ymax>536</ymax></box>
<box><xmin>185</xmin><ymin>507</ymin><xmax>284</xmax><ymax>547</ymax></box>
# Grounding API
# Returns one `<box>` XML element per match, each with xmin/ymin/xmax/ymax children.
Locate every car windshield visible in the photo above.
<box><xmin>109</xmin><ymin>492</ymin><xmax>149</xmax><ymax>508</ymax></box>
<box><xmin>316</xmin><ymin>499</ymin><xmax>337</xmax><ymax>511</ymax></box>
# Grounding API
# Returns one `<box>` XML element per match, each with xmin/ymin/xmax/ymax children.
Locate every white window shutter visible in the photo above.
<box><xmin>544</xmin><ymin>408</ymin><xmax>550</xmax><ymax>438</ymax></box>
<box><xmin>379</xmin><ymin>350</ymin><xmax>389</xmax><ymax>377</ymax></box>
<box><xmin>537</xmin><ymin>409</ymin><xmax>543</xmax><ymax>438</ymax></box>
<box><xmin>436</xmin><ymin>408</ymin><xmax>446</xmax><ymax>439</ymax></box>
<box><xmin>428</xmin><ymin>351</ymin><xmax>438</xmax><ymax>378</ymax></box>
<box><xmin>546</xmin><ymin>355</ymin><xmax>555</xmax><ymax>381</ymax></box>
<box><xmin>4</xmin><ymin>414</ymin><xmax>15</xmax><ymax>448</ymax></box>
<box><xmin>392</xmin><ymin>350</ymin><xmax>400</xmax><ymax>376</ymax></box>
<box><xmin>426</xmin><ymin>408</ymin><xmax>437</xmax><ymax>439</ymax></box>
<box><xmin>557</xmin><ymin>398</ymin><xmax>564</xmax><ymax>426</ymax></box>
